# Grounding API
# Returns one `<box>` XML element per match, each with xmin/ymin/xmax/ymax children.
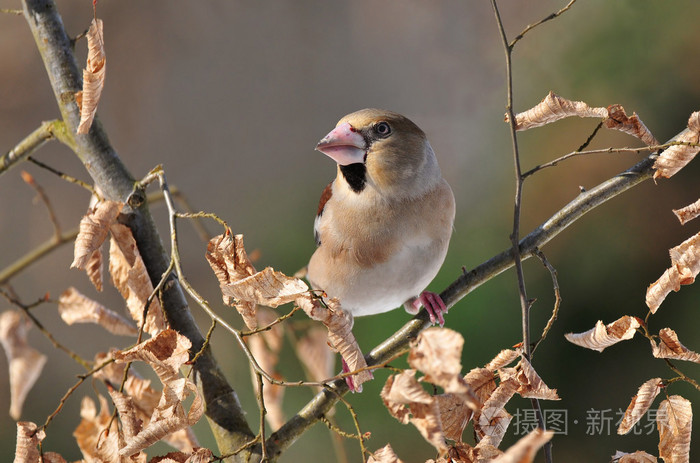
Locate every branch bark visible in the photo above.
<box><xmin>21</xmin><ymin>1</ymin><xmax>256</xmax><ymax>459</ymax></box>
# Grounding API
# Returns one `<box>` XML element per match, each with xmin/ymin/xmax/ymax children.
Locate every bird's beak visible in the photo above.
<box><xmin>315</xmin><ymin>122</ymin><xmax>367</xmax><ymax>166</ymax></box>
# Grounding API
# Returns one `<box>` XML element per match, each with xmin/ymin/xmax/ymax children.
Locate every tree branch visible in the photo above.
<box><xmin>21</xmin><ymin>1</ymin><xmax>256</xmax><ymax>459</ymax></box>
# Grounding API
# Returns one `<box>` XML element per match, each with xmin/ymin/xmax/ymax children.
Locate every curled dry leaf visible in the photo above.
<box><xmin>76</xmin><ymin>18</ymin><xmax>106</xmax><ymax>134</ymax></box>
<box><xmin>646</xmin><ymin>231</ymin><xmax>700</xmax><ymax>313</ymax></box>
<box><xmin>296</xmin><ymin>325</ymin><xmax>335</xmax><ymax>384</ymax></box>
<box><xmin>491</xmin><ymin>428</ymin><xmax>554</xmax><ymax>463</ymax></box>
<box><xmin>14</xmin><ymin>421</ymin><xmax>45</xmax><ymax>463</ymax></box>
<box><xmin>249</xmin><ymin>308</ymin><xmax>285</xmax><ymax>430</ymax></box>
<box><xmin>507</xmin><ymin>91</ymin><xmax>608</xmax><ymax>131</ymax></box>
<box><xmin>58</xmin><ymin>287</ymin><xmax>137</xmax><ymax>336</ymax></box>
<box><xmin>74</xmin><ymin>395</ymin><xmax>124</xmax><ymax>463</ymax></box>
<box><xmin>109</xmin><ymin>223</ymin><xmax>166</xmax><ymax>336</ymax></box>
<box><xmin>617</xmin><ymin>378</ymin><xmax>662</xmax><ymax>435</ymax></box>
<box><xmin>474</xmin><ymin>378</ymin><xmax>517</xmax><ymax>447</ymax></box>
<box><xmin>205</xmin><ymin>233</ymin><xmax>257</xmax><ymax>329</ymax></box>
<box><xmin>657</xmin><ymin>395</ymin><xmax>692</xmax><ymax>463</ymax></box>
<box><xmin>654</xmin><ymin>111</ymin><xmax>700</xmax><ymax>180</ymax></box>
<box><xmin>296</xmin><ymin>295</ymin><xmax>372</xmax><ymax>390</ymax></box>
<box><xmin>408</xmin><ymin>328</ymin><xmax>479</xmax><ymax>409</ymax></box>
<box><xmin>147</xmin><ymin>448</ymin><xmax>213</xmax><ymax>463</ymax></box>
<box><xmin>465</xmin><ymin>367</ymin><xmax>496</xmax><ymax>405</ymax></box>
<box><xmin>564</xmin><ymin>315</ymin><xmax>640</xmax><ymax>352</ymax></box>
<box><xmin>651</xmin><ymin>328</ymin><xmax>700</xmax><ymax>363</ymax></box>
<box><xmin>112</xmin><ymin>330</ymin><xmax>204</xmax><ymax>456</ymax></box>
<box><xmin>223</xmin><ymin>266</ymin><xmax>309</xmax><ymax>309</ymax></box>
<box><xmin>94</xmin><ymin>352</ymin><xmax>199</xmax><ymax>452</ymax></box>
<box><xmin>484</xmin><ymin>349</ymin><xmax>520</xmax><ymax>372</ymax></box>
<box><xmin>367</xmin><ymin>444</ymin><xmax>405</xmax><ymax>463</ymax></box>
<box><xmin>612</xmin><ymin>450</ymin><xmax>658</xmax><ymax>463</ymax></box>
<box><xmin>71</xmin><ymin>200</ymin><xmax>123</xmax><ymax>288</ymax></box>
<box><xmin>673</xmin><ymin>198</ymin><xmax>700</xmax><ymax>226</ymax></box>
<box><xmin>515</xmin><ymin>357</ymin><xmax>560</xmax><ymax>400</ymax></box>
<box><xmin>603</xmin><ymin>104</ymin><xmax>658</xmax><ymax>147</ymax></box>
<box><xmin>0</xmin><ymin>310</ymin><xmax>47</xmax><ymax>420</ymax></box>
<box><xmin>381</xmin><ymin>370</ymin><xmax>447</xmax><ymax>452</ymax></box>
<box><xmin>435</xmin><ymin>393</ymin><xmax>471</xmax><ymax>442</ymax></box>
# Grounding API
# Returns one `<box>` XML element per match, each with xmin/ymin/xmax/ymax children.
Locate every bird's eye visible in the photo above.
<box><xmin>374</xmin><ymin>121</ymin><xmax>391</xmax><ymax>137</ymax></box>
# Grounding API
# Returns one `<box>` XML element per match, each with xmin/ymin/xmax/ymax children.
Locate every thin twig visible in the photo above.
<box><xmin>0</xmin><ymin>228</ymin><xmax>78</xmax><ymax>284</ymax></box>
<box><xmin>189</xmin><ymin>320</ymin><xmax>217</xmax><ymax>367</ymax></box>
<box><xmin>1</xmin><ymin>8</ymin><xmax>23</xmax><ymax>14</ymax></box>
<box><xmin>492</xmin><ymin>1</ymin><xmax>551</xmax><ymax>459</ymax></box>
<box><xmin>532</xmin><ymin>248</ymin><xmax>561</xmax><ymax>355</ymax></box>
<box><xmin>240</xmin><ymin>306</ymin><xmax>301</xmax><ymax>337</ymax></box>
<box><xmin>0</xmin><ymin>120</ymin><xmax>73</xmax><ymax>177</ymax></box>
<box><xmin>509</xmin><ymin>0</ymin><xmax>579</xmax><ymax>48</ymax></box>
<box><xmin>255</xmin><ymin>373</ymin><xmax>269</xmax><ymax>461</ymax></box>
<box><xmin>327</xmin><ymin>389</ymin><xmax>370</xmax><ymax>460</ymax></box>
<box><xmin>28</xmin><ymin>156</ymin><xmax>97</xmax><ymax>195</ymax></box>
<box><xmin>21</xmin><ymin>171</ymin><xmax>62</xmax><ymax>238</ymax></box>
<box><xmin>663</xmin><ymin>360</ymin><xmax>700</xmax><ymax>392</ymax></box>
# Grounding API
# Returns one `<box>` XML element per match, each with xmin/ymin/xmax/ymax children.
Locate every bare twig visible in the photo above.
<box><xmin>28</xmin><ymin>156</ymin><xmax>97</xmax><ymax>195</ymax></box>
<box><xmin>532</xmin><ymin>248</ymin><xmax>561</xmax><ymax>355</ymax></box>
<box><xmin>21</xmin><ymin>171</ymin><xmax>62</xmax><ymax>238</ymax></box>
<box><xmin>509</xmin><ymin>0</ymin><xmax>579</xmax><ymax>48</ymax></box>
<box><xmin>255</xmin><ymin>373</ymin><xmax>268</xmax><ymax>461</ymax></box>
<box><xmin>0</xmin><ymin>227</ymin><xmax>78</xmax><ymax>284</ymax></box>
<box><xmin>491</xmin><ymin>1</ymin><xmax>551</xmax><ymax>459</ymax></box>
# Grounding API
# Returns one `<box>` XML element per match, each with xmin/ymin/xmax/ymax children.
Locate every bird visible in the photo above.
<box><xmin>307</xmin><ymin>108</ymin><xmax>455</xmax><ymax>327</ymax></box>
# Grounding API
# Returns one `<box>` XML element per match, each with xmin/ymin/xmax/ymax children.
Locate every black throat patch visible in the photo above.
<box><xmin>339</xmin><ymin>163</ymin><xmax>367</xmax><ymax>193</ymax></box>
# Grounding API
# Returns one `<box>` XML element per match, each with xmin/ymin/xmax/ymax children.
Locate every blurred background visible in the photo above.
<box><xmin>1</xmin><ymin>0</ymin><xmax>700</xmax><ymax>461</ymax></box>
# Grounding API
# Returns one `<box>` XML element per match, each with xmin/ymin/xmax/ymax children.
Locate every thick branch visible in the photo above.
<box><xmin>266</xmin><ymin>134</ymin><xmax>671</xmax><ymax>455</ymax></box>
<box><xmin>21</xmin><ymin>1</ymin><xmax>255</xmax><ymax>459</ymax></box>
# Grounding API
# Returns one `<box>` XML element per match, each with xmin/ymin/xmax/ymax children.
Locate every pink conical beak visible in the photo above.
<box><xmin>315</xmin><ymin>122</ymin><xmax>367</xmax><ymax>166</ymax></box>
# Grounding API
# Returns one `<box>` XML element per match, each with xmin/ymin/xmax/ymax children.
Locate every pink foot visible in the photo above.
<box><xmin>412</xmin><ymin>291</ymin><xmax>448</xmax><ymax>326</ymax></box>
<box><xmin>341</xmin><ymin>357</ymin><xmax>373</xmax><ymax>393</ymax></box>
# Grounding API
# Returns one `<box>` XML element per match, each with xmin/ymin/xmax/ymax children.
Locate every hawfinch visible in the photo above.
<box><xmin>307</xmin><ymin>109</ymin><xmax>455</xmax><ymax>326</ymax></box>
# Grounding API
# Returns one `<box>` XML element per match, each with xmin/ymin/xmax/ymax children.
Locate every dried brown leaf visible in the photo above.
<box><xmin>408</xmin><ymin>328</ymin><xmax>480</xmax><ymax>409</ymax></box>
<box><xmin>673</xmin><ymin>198</ymin><xmax>700</xmax><ymax>226</ymax></box>
<box><xmin>617</xmin><ymin>378</ymin><xmax>662</xmax><ymax>435</ymax></box>
<box><xmin>14</xmin><ymin>421</ymin><xmax>45</xmax><ymax>463</ymax></box>
<box><xmin>0</xmin><ymin>310</ymin><xmax>47</xmax><ymax>420</ymax></box>
<box><xmin>58</xmin><ymin>287</ymin><xmax>137</xmax><ymax>336</ymax></box>
<box><xmin>71</xmin><ymin>200</ymin><xmax>123</xmax><ymax>273</ymax></box>
<box><xmin>249</xmin><ymin>308</ymin><xmax>285</xmax><ymax>430</ymax></box>
<box><xmin>564</xmin><ymin>315</ymin><xmax>640</xmax><ymax>352</ymax></box>
<box><xmin>646</xmin><ymin>232</ymin><xmax>700</xmax><ymax>312</ymax></box>
<box><xmin>657</xmin><ymin>395</ymin><xmax>692</xmax><ymax>463</ymax></box>
<box><xmin>651</xmin><ymin>328</ymin><xmax>700</xmax><ymax>363</ymax></box>
<box><xmin>148</xmin><ymin>448</ymin><xmax>214</xmax><ymax>463</ymax></box>
<box><xmin>381</xmin><ymin>370</ymin><xmax>447</xmax><ymax>452</ymax></box>
<box><xmin>76</xmin><ymin>18</ymin><xmax>106</xmax><ymax>134</ymax></box>
<box><xmin>108</xmin><ymin>386</ymin><xmax>142</xmax><ymax>440</ymax></box>
<box><xmin>474</xmin><ymin>379</ymin><xmax>517</xmax><ymax>447</ymax></box>
<box><xmin>464</xmin><ymin>367</ymin><xmax>496</xmax><ymax>405</ymax></box>
<box><xmin>507</xmin><ymin>92</ymin><xmax>608</xmax><ymax>130</ymax></box>
<box><xmin>205</xmin><ymin>233</ymin><xmax>258</xmax><ymax>328</ymax></box>
<box><xmin>484</xmin><ymin>349</ymin><xmax>520</xmax><ymax>371</ymax></box>
<box><xmin>654</xmin><ymin>112</ymin><xmax>700</xmax><ymax>179</ymax></box>
<box><xmin>223</xmin><ymin>266</ymin><xmax>309</xmax><ymax>308</ymax></box>
<box><xmin>515</xmin><ymin>357</ymin><xmax>560</xmax><ymax>400</ymax></box>
<box><xmin>296</xmin><ymin>295</ymin><xmax>372</xmax><ymax>390</ymax></box>
<box><xmin>603</xmin><ymin>104</ymin><xmax>659</xmax><ymax>146</ymax></box>
<box><xmin>367</xmin><ymin>444</ymin><xmax>405</xmax><ymax>463</ymax></box>
<box><xmin>109</xmin><ymin>223</ymin><xmax>166</xmax><ymax>336</ymax></box>
<box><xmin>74</xmin><ymin>395</ymin><xmax>125</xmax><ymax>463</ymax></box>
<box><xmin>94</xmin><ymin>352</ymin><xmax>199</xmax><ymax>452</ymax></box>
<box><xmin>113</xmin><ymin>331</ymin><xmax>203</xmax><ymax>456</ymax></box>
<box><xmin>296</xmin><ymin>326</ymin><xmax>335</xmax><ymax>384</ymax></box>
<box><xmin>491</xmin><ymin>428</ymin><xmax>554</xmax><ymax>463</ymax></box>
<box><xmin>435</xmin><ymin>393</ymin><xmax>470</xmax><ymax>442</ymax></box>
<box><xmin>612</xmin><ymin>450</ymin><xmax>658</xmax><ymax>463</ymax></box>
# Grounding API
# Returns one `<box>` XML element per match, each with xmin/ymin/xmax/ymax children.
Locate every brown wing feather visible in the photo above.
<box><xmin>317</xmin><ymin>182</ymin><xmax>333</xmax><ymax>217</ymax></box>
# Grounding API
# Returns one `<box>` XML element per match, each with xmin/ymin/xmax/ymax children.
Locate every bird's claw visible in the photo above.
<box><xmin>413</xmin><ymin>291</ymin><xmax>447</xmax><ymax>326</ymax></box>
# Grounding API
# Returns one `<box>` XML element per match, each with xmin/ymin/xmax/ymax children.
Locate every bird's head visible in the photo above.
<box><xmin>316</xmin><ymin>109</ymin><xmax>440</xmax><ymax>198</ymax></box>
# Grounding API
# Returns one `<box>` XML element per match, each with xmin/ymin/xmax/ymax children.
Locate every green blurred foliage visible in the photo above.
<box><xmin>1</xmin><ymin>0</ymin><xmax>699</xmax><ymax>462</ymax></box>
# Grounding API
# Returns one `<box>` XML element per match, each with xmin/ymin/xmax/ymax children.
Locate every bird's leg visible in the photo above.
<box><xmin>410</xmin><ymin>291</ymin><xmax>447</xmax><ymax>326</ymax></box>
